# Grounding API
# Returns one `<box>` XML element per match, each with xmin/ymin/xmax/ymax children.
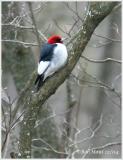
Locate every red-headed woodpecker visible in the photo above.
<box><xmin>35</xmin><ymin>35</ymin><xmax>68</xmax><ymax>91</ymax></box>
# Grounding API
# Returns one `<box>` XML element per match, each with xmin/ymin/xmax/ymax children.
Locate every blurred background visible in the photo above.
<box><xmin>2</xmin><ymin>1</ymin><xmax>121</xmax><ymax>158</ymax></box>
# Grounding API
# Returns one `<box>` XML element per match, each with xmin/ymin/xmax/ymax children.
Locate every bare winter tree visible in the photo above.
<box><xmin>2</xmin><ymin>1</ymin><xmax>121</xmax><ymax>158</ymax></box>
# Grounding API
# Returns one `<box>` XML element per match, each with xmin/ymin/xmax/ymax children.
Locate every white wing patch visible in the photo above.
<box><xmin>38</xmin><ymin>61</ymin><xmax>50</xmax><ymax>75</ymax></box>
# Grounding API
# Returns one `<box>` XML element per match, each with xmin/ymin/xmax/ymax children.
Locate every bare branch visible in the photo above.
<box><xmin>71</xmin><ymin>72</ymin><xmax>120</xmax><ymax>99</ymax></box>
<box><xmin>2</xmin><ymin>23</ymin><xmax>47</xmax><ymax>43</ymax></box>
<box><xmin>32</xmin><ymin>138</ymin><xmax>68</xmax><ymax>155</ymax></box>
<box><xmin>64</xmin><ymin>2</ymin><xmax>83</xmax><ymax>22</ymax></box>
<box><xmin>9</xmin><ymin>2</ymin><xmax>46</xmax><ymax>25</ymax></box>
<box><xmin>53</xmin><ymin>19</ymin><xmax>71</xmax><ymax>37</ymax></box>
<box><xmin>68</xmin><ymin>18</ymin><xmax>79</xmax><ymax>36</ymax></box>
<box><xmin>10</xmin><ymin>110</ymin><xmax>25</xmax><ymax>130</ymax></box>
<box><xmin>28</xmin><ymin>2</ymin><xmax>42</xmax><ymax>49</ymax></box>
<box><xmin>2</xmin><ymin>23</ymin><xmax>34</xmax><ymax>29</ymax></box>
<box><xmin>91</xmin><ymin>142</ymin><xmax>121</xmax><ymax>151</ymax></box>
<box><xmin>2</xmin><ymin>39</ymin><xmax>38</xmax><ymax>47</ymax></box>
<box><xmin>81</xmin><ymin>55</ymin><xmax>121</xmax><ymax>64</ymax></box>
<box><xmin>69</xmin><ymin>114</ymin><xmax>103</xmax><ymax>147</ymax></box>
<box><xmin>34</xmin><ymin>107</ymin><xmax>72</xmax><ymax>128</ymax></box>
<box><xmin>2</xmin><ymin>106</ymin><xmax>8</xmax><ymax>134</ymax></box>
<box><xmin>94</xmin><ymin>32</ymin><xmax>121</xmax><ymax>42</ymax></box>
<box><xmin>91</xmin><ymin>40</ymin><xmax>112</xmax><ymax>48</ymax></box>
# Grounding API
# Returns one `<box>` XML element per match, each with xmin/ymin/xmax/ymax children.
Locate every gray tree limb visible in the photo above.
<box><xmin>18</xmin><ymin>2</ymin><xmax>118</xmax><ymax>158</ymax></box>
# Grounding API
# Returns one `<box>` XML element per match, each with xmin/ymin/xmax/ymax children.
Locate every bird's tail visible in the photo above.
<box><xmin>35</xmin><ymin>74</ymin><xmax>44</xmax><ymax>91</ymax></box>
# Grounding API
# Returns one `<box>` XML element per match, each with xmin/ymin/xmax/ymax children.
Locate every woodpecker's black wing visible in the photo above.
<box><xmin>39</xmin><ymin>43</ymin><xmax>57</xmax><ymax>62</ymax></box>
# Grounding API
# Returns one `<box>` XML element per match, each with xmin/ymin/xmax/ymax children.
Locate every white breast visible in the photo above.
<box><xmin>53</xmin><ymin>43</ymin><xmax>68</xmax><ymax>66</ymax></box>
<box><xmin>43</xmin><ymin>43</ymin><xmax>68</xmax><ymax>80</ymax></box>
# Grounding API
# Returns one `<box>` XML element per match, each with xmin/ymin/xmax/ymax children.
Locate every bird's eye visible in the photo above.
<box><xmin>57</xmin><ymin>38</ymin><xmax>62</xmax><ymax>43</ymax></box>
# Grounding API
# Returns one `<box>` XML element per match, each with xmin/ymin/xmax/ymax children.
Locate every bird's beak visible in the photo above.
<box><xmin>61</xmin><ymin>37</ymin><xmax>66</xmax><ymax>43</ymax></box>
<box><xmin>62</xmin><ymin>37</ymin><xmax>66</xmax><ymax>41</ymax></box>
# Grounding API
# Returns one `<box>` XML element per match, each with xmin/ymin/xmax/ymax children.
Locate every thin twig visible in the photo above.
<box><xmin>2</xmin><ymin>39</ymin><xmax>38</xmax><ymax>47</ymax></box>
<box><xmin>91</xmin><ymin>41</ymin><xmax>112</xmax><ymax>48</ymax></box>
<box><xmin>81</xmin><ymin>55</ymin><xmax>121</xmax><ymax>64</ymax></box>
<box><xmin>10</xmin><ymin>110</ymin><xmax>25</xmax><ymax>130</ymax></box>
<box><xmin>34</xmin><ymin>107</ymin><xmax>72</xmax><ymax>128</ymax></box>
<box><xmin>64</xmin><ymin>2</ymin><xmax>83</xmax><ymax>22</ymax></box>
<box><xmin>94</xmin><ymin>32</ymin><xmax>121</xmax><ymax>42</ymax></box>
<box><xmin>53</xmin><ymin>19</ymin><xmax>71</xmax><ymax>37</ymax></box>
<box><xmin>28</xmin><ymin>2</ymin><xmax>41</xmax><ymax>49</ymax></box>
<box><xmin>2</xmin><ymin>23</ymin><xmax>34</xmax><ymax>29</ymax></box>
<box><xmin>68</xmin><ymin>18</ymin><xmax>79</xmax><ymax>36</ymax></box>
<box><xmin>32</xmin><ymin>138</ymin><xmax>68</xmax><ymax>155</ymax></box>
<box><xmin>91</xmin><ymin>142</ymin><xmax>121</xmax><ymax>150</ymax></box>
<box><xmin>9</xmin><ymin>2</ymin><xmax>46</xmax><ymax>25</ymax></box>
<box><xmin>2</xmin><ymin>106</ymin><xmax>8</xmax><ymax>134</ymax></box>
<box><xmin>71</xmin><ymin>73</ymin><xmax>120</xmax><ymax>99</ymax></box>
<box><xmin>69</xmin><ymin>114</ymin><xmax>103</xmax><ymax>147</ymax></box>
<box><xmin>2</xmin><ymin>23</ymin><xmax>47</xmax><ymax>42</ymax></box>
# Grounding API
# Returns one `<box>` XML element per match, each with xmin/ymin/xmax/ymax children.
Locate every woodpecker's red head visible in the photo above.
<box><xmin>48</xmin><ymin>35</ymin><xmax>63</xmax><ymax>44</ymax></box>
